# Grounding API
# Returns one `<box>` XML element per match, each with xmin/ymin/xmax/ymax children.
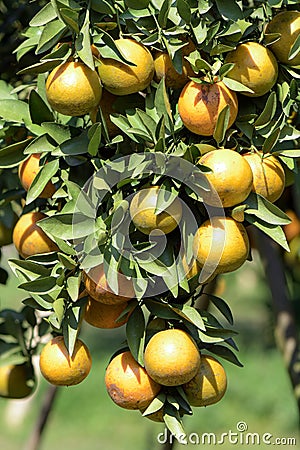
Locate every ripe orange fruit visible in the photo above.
<box><xmin>199</xmin><ymin>149</ymin><xmax>253</xmax><ymax>207</ymax></box>
<box><xmin>178</xmin><ymin>80</ymin><xmax>238</xmax><ymax>136</ymax></box>
<box><xmin>97</xmin><ymin>39</ymin><xmax>154</xmax><ymax>95</ymax></box>
<box><xmin>153</xmin><ymin>39</ymin><xmax>196</xmax><ymax>89</ymax></box>
<box><xmin>224</xmin><ymin>42</ymin><xmax>278</xmax><ymax>97</ymax></box>
<box><xmin>0</xmin><ymin>363</ymin><xmax>34</xmax><ymax>399</ymax></box>
<box><xmin>105</xmin><ymin>350</ymin><xmax>161</xmax><ymax>410</ymax></box>
<box><xmin>144</xmin><ymin>329</ymin><xmax>200</xmax><ymax>386</ymax></box>
<box><xmin>39</xmin><ymin>336</ymin><xmax>92</xmax><ymax>386</ymax></box>
<box><xmin>83</xmin><ymin>264</ymin><xmax>134</xmax><ymax>304</ymax></box>
<box><xmin>129</xmin><ymin>186</ymin><xmax>183</xmax><ymax>235</ymax></box>
<box><xmin>265</xmin><ymin>10</ymin><xmax>300</xmax><ymax>66</ymax></box>
<box><xmin>84</xmin><ymin>296</ymin><xmax>129</xmax><ymax>328</ymax></box>
<box><xmin>12</xmin><ymin>211</ymin><xmax>59</xmax><ymax>259</ymax></box>
<box><xmin>193</xmin><ymin>216</ymin><xmax>250</xmax><ymax>275</ymax></box>
<box><xmin>46</xmin><ymin>61</ymin><xmax>102</xmax><ymax>116</ymax></box>
<box><xmin>18</xmin><ymin>153</ymin><xmax>56</xmax><ymax>199</ymax></box>
<box><xmin>243</xmin><ymin>152</ymin><xmax>285</xmax><ymax>203</ymax></box>
<box><xmin>183</xmin><ymin>354</ymin><xmax>227</xmax><ymax>406</ymax></box>
<box><xmin>283</xmin><ymin>210</ymin><xmax>300</xmax><ymax>242</ymax></box>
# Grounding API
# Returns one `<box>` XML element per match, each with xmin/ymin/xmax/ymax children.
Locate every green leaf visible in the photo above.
<box><xmin>125</xmin><ymin>0</ymin><xmax>151</xmax><ymax>9</ymax></box>
<box><xmin>88</xmin><ymin>123</ymin><xmax>102</xmax><ymax>156</ymax></box>
<box><xmin>206</xmin><ymin>294</ymin><xmax>233</xmax><ymax>325</ymax></box>
<box><xmin>254</xmin><ymin>92</ymin><xmax>277</xmax><ymax>129</ymax></box>
<box><xmin>38</xmin><ymin>213</ymin><xmax>95</xmax><ymax>240</ymax></box>
<box><xmin>36</xmin><ymin>19</ymin><xmax>67</xmax><ymax>54</ymax></box>
<box><xmin>76</xmin><ymin>9</ymin><xmax>94</xmax><ymax>70</ymax></box>
<box><xmin>182</xmin><ymin>305</ymin><xmax>206</xmax><ymax>331</ymax></box>
<box><xmin>222</xmin><ymin>77</ymin><xmax>254</xmax><ymax>94</ymax></box>
<box><xmin>145</xmin><ymin>299</ymin><xmax>182</xmax><ymax>320</ymax></box>
<box><xmin>91</xmin><ymin>0</ymin><xmax>116</xmax><ymax>14</ymax></box>
<box><xmin>30</xmin><ymin>2</ymin><xmax>57</xmax><ymax>26</ymax></box>
<box><xmin>158</xmin><ymin>0</ymin><xmax>172</xmax><ymax>28</ymax></box>
<box><xmin>215</xmin><ymin>0</ymin><xmax>243</xmax><ymax>20</ymax></box>
<box><xmin>53</xmin><ymin>298</ymin><xmax>65</xmax><ymax>328</ymax></box>
<box><xmin>18</xmin><ymin>276</ymin><xmax>57</xmax><ymax>294</ymax></box>
<box><xmin>0</xmin><ymin>139</ymin><xmax>29</xmax><ymax>168</ymax></box>
<box><xmin>0</xmin><ymin>99</ymin><xmax>30</xmax><ymax>124</ymax></box>
<box><xmin>213</xmin><ymin>104</ymin><xmax>230</xmax><ymax>145</ymax></box>
<box><xmin>18</xmin><ymin>59</ymin><xmax>64</xmax><ymax>76</ymax></box>
<box><xmin>163</xmin><ymin>407</ymin><xmax>187</xmax><ymax>444</ymax></box>
<box><xmin>209</xmin><ymin>345</ymin><xmax>243</xmax><ymax>367</ymax></box>
<box><xmin>60</xmin><ymin>7</ymin><xmax>79</xmax><ymax>33</ymax></box>
<box><xmin>29</xmin><ymin>90</ymin><xmax>54</xmax><ymax>125</ymax></box>
<box><xmin>67</xmin><ymin>276</ymin><xmax>80</xmax><ymax>302</ymax></box>
<box><xmin>53</xmin><ymin>131</ymin><xmax>89</xmax><ymax>156</ymax></box>
<box><xmin>126</xmin><ymin>303</ymin><xmax>145</xmax><ymax>366</ymax></box>
<box><xmin>262</xmin><ymin>128</ymin><xmax>281</xmax><ymax>154</ymax></box>
<box><xmin>62</xmin><ymin>297</ymin><xmax>87</xmax><ymax>356</ymax></box>
<box><xmin>245</xmin><ymin>193</ymin><xmax>291</xmax><ymax>226</ymax></box>
<box><xmin>25</xmin><ymin>134</ymin><xmax>56</xmax><ymax>155</ymax></box>
<box><xmin>41</xmin><ymin>122</ymin><xmax>72</xmax><ymax>144</ymax></box>
<box><xmin>26</xmin><ymin>159</ymin><xmax>59</xmax><ymax>204</ymax></box>
<box><xmin>245</xmin><ymin>215</ymin><xmax>289</xmax><ymax>252</ymax></box>
<box><xmin>176</xmin><ymin>0</ymin><xmax>191</xmax><ymax>23</ymax></box>
<box><xmin>142</xmin><ymin>393</ymin><xmax>166</xmax><ymax>416</ymax></box>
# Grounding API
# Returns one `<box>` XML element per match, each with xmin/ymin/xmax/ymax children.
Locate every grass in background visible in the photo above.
<box><xmin>0</xmin><ymin>250</ymin><xmax>299</xmax><ymax>449</ymax></box>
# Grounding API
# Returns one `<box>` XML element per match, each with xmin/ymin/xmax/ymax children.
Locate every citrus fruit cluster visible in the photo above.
<box><xmin>0</xmin><ymin>1</ymin><xmax>299</xmax><ymax>442</ymax></box>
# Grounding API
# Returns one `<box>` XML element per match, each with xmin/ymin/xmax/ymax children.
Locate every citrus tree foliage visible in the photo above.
<box><xmin>0</xmin><ymin>0</ymin><xmax>300</xmax><ymax>440</ymax></box>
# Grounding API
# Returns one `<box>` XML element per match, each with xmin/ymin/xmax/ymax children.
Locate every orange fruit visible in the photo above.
<box><xmin>243</xmin><ymin>152</ymin><xmax>285</xmax><ymax>203</ymax></box>
<box><xmin>265</xmin><ymin>11</ymin><xmax>300</xmax><ymax>66</ymax></box>
<box><xmin>224</xmin><ymin>42</ymin><xmax>278</xmax><ymax>97</ymax></box>
<box><xmin>97</xmin><ymin>39</ymin><xmax>154</xmax><ymax>95</ymax></box>
<box><xmin>39</xmin><ymin>336</ymin><xmax>92</xmax><ymax>386</ymax></box>
<box><xmin>153</xmin><ymin>39</ymin><xmax>196</xmax><ymax>89</ymax></box>
<box><xmin>144</xmin><ymin>329</ymin><xmax>200</xmax><ymax>386</ymax></box>
<box><xmin>183</xmin><ymin>354</ymin><xmax>227</xmax><ymax>406</ymax></box>
<box><xmin>283</xmin><ymin>210</ymin><xmax>300</xmax><ymax>242</ymax></box>
<box><xmin>18</xmin><ymin>153</ymin><xmax>56</xmax><ymax>199</ymax></box>
<box><xmin>12</xmin><ymin>212</ymin><xmax>59</xmax><ymax>259</ymax></box>
<box><xmin>46</xmin><ymin>61</ymin><xmax>102</xmax><ymax>116</ymax></box>
<box><xmin>193</xmin><ymin>216</ymin><xmax>250</xmax><ymax>275</ymax></box>
<box><xmin>83</xmin><ymin>264</ymin><xmax>135</xmax><ymax>304</ymax></box>
<box><xmin>0</xmin><ymin>363</ymin><xmax>34</xmax><ymax>399</ymax></box>
<box><xmin>199</xmin><ymin>149</ymin><xmax>253</xmax><ymax>207</ymax></box>
<box><xmin>84</xmin><ymin>296</ymin><xmax>129</xmax><ymax>328</ymax></box>
<box><xmin>178</xmin><ymin>80</ymin><xmax>238</xmax><ymax>136</ymax></box>
<box><xmin>105</xmin><ymin>350</ymin><xmax>161</xmax><ymax>410</ymax></box>
<box><xmin>129</xmin><ymin>186</ymin><xmax>182</xmax><ymax>235</ymax></box>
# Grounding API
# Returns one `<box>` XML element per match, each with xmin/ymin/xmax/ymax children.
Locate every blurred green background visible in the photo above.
<box><xmin>0</xmin><ymin>246</ymin><xmax>299</xmax><ymax>450</ymax></box>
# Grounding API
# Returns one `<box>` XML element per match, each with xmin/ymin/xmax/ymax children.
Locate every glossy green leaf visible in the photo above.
<box><xmin>222</xmin><ymin>76</ymin><xmax>254</xmax><ymax>94</ymax></box>
<box><xmin>209</xmin><ymin>345</ymin><xmax>243</xmax><ymax>367</ymax></box>
<box><xmin>245</xmin><ymin>214</ymin><xmax>289</xmax><ymax>252</ymax></box>
<box><xmin>126</xmin><ymin>304</ymin><xmax>146</xmax><ymax>366</ymax></box>
<box><xmin>38</xmin><ymin>213</ymin><xmax>95</xmax><ymax>240</ymax></box>
<box><xmin>62</xmin><ymin>297</ymin><xmax>87</xmax><ymax>356</ymax></box>
<box><xmin>288</xmin><ymin>33</ymin><xmax>300</xmax><ymax>61</ymax></box>
<box><xmin>176</xmin><ymin>0</ymin><xmax>191</xmax><ymax>23</ymax></box>
<box><xmin>254</xmin><ymin>92</ymin><xmax>277</xmax><ymax>129</ymax></box>
<box><xmin>90</xmin><ymin>0</ymin><xmax>116</xmax><ymax>14</ymax></box>
<box><xmin>245</xmin><ymin>192</ymin><xmax>291</xmax><ymax>226</ymax></box>
<box><xmin>36</xmin><ymin>19</ymin><xmax>67</xmax><ymax>54</ymax></box>
<box><xmin>125</xmin><ymin>0</ymin><xmax>151</xmax><ymax>9</ymax></box>
<box><xmin>182</xmin><ymin>304</ymin><xmax>206</xmax><ymax>331</ymax></box>
<box><xmin>0</xmin><ymin>139</ymin><xmax>29</xmax><ymax>168</ymax></box>
<box><xmin>26</xmin><ymin>159</ymin><xmax>59</xmax><ymax>204</ymax></box>
<box><xmin>158</xmin><ymin>0</ymin><xmax>172</xmax><ymax>28</ymax></box>
<box><xmin>29</xmin><ymin>90</ymin><xmax>54</xmax><ymax>125</ymax></box>
<box><xmin>18</xmin><ymin>59</ymin><xmax>64</xmax><ymax>76</ymax></box>
<box><xmin>30</xmin><ymin>2</ymin><xmax>57</xmax><ymax>26</ymax></box>
<box><xmin>18</xmin><ymin>276</ymin><xmax>57</xmax><ymax>294</ymax></box>
<box><xmin>0</xmin><ymin>99</ymin><xmax>30</xmax><ymax>124</ymax></box>
<box><xmin>60</xmin><ymin>7</ymin><xmax>79</xmax><ymax>33</ymax></box>
<box><xmin>213</xmin><ymin>104</ymin><xmax>230</xmax><ymax>145</ymax></box>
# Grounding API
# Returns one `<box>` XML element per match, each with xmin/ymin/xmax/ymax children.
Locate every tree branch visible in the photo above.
<box><xmin>23</xmin><ymin>385</ymin><xmax>59</xmax><ymax>450</ymax></box>
<box><xmin>255</xmin><ymin>228</ymin><xmax>300</xmax><ymax>422</ymax></box>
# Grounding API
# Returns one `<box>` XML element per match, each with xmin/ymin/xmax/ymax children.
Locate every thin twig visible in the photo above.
<box><xmin>23</xmin><ymin>385</ymin><xmax>59</xmax><ymax>450</ymax></box>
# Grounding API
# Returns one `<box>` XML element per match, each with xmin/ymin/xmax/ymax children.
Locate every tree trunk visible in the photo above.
<box><xmin>255</xmin><ymin>228</ymin><xmax>300</xmax><ymax>423</ymax></box>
